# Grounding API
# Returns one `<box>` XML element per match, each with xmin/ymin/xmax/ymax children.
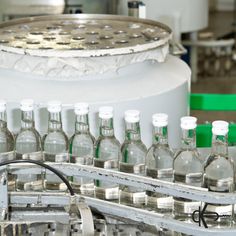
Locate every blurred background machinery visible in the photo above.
<box><xmin>0</xmin><ymin>0</ymin><xmax>65</xmax><ymax>21</ymax></box>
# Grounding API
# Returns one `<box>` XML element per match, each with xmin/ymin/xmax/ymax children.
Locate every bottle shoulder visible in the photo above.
<box><xmin>43</xmin><ymin>130</ymin><xmax>68</xmax><ymax>143</ymax></box>
<box><xmin>0</xmin><ymin>128</ymin><xmax>14</xmax><ymax>139</ymax></box>
<box><xmin>95</xmin><ymin>135</ymin><xmax>120</xmax><ymax>147</ymax></box>
<box><xmin>174</xmin><ymin>148</ymin><xmax>200</xmax><ymax>159</ymax></box>
<box><xmin>153</xmin><ymin>143</ymin><xmax>173</xmax><ymax>154</ymax></box>
<box><xmin>174</xmin><ymin>149</ymin><xmax>202</xmax><ymax>168</ymax></box>
<box><xmin>146</xmin><ymin>144</ymin><xmax>174</xmax><ymax>160</ymax></box>
<box><xmin>121</xmin><ymin>140</ymin><xmax>147</xmax><ymax>152</ymax></box>
<box><xmin>15</xmin><ymin>128</ymin><xmax>41</xmax><ymax>141</ymax></box>
<box><xmin>94</xmin><ymin>136</ymin><xmax>121</xmax><ymax>160</ymax></box>
<box><xmin>70</xmin><ymin>133</ymin><xmax>94</xmax><ymax>144</ymax></box>
<box><xmin>205</xmin><ymin>154</ymin><xmax>234</xmax><ymax>170</ymax></box>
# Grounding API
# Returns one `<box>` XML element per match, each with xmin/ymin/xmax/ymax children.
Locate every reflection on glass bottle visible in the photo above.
<box><xmin>43</xmin><ymin>101</ymin><xmax>69</xmax><ymax>191</ymax></box>
<box><xmin>146</xmin><ymin>113</ymin><xmax>174</xmax><ymax>213</ymax></box>
<box><xmin>15</xmin><ymin>99</ymin><xmax>43</xmax><ymax>191</ymax></box>
<box><xmin>94</xmin><ymin>106</ymin><xmax>120</xmax><ymax>201</ymax></box>
<box><xmin>70</xmin><ymin>103</ymin><xmax>95</xmax><ymax>196</ymax></box>
<box><xmin>204</xmin><ymin>121</ymin><xmax>234</xmax><ymax>228</ymax></box>
<box><xmin>0</xmin><ymin>100</ymin><xmax>15</xmax><ymax>190</ymax></box>
<box><xmin>173</xmin><ymin>116</ymin><xmax>203</xmax><ymax>221</ymax></box>
<box><xmin>120</xmin><ymin>110</ymin><xmax>147</xmax><ymax>207</ymax></box>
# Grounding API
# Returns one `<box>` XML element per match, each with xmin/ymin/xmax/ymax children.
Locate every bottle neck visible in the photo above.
<box><xmin>75</xmin><ymin>114</ymin><xmax>89</xmax><ymax>134</ymax></box>
<box><xmin>21</xmin><ymin>110</ymin><xmax>35</xmax><ymax>130</ymax></box>
<box><xmin>181</xmin><ymin>128</ymin><xmax>196</xmax><ymax>149</ymax></box>
<box><xmin>211</xmin><ymin>134</ymin><xmax>228</xmax><ymax>156</ymax></box>
<box><xmin>99</xmin><ymin>117</ymin><xmax>114</xmax><ymax>137</ymax></box>
<box><xmin>48</xmin><ymin>111</ymin><xmax>62</xmax><ymax>131</ymax></box>
<box><xmin>0</xmin><ymin>111</ymin><xmax>7</xmax><ymax>129</ymax></box>
<box><xmin>125</xmin><ymin>121</ymin><xmax>141</xmax><ymax>141</ymax></box>
<box><xmin>153</xmin><ymin>125</ymin><xmax>168</xmax><ymax>145</ymax></box>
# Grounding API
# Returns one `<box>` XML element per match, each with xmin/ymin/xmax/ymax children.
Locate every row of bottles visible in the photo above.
<box><xmin>0</xmin><ymin>100</ymin><xmax>234</xmax><ymax>228</ymax></box>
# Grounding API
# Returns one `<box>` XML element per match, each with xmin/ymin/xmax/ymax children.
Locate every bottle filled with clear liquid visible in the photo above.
<box><xmin>204</xmin><ymin>121</ymin><xmax>234</xmax><ymax>228</ymax></box>
<box><xmin>94</xmin><ymin>106</ymin><xmax>121</xmax><ymax>201</ymax></box>
<box><xmin>70</xmin><ymin>103</ymin><xmax>95</xmax><ymax>196</ymax></box>
<box><xmin>15</xmin><ymin>99</ymin><xmax>43</xmax><ymax>191</ymax></box>
<box><xmin>43</xmin><ymin>101</ymin><xmax>69</xmax><ymax>191</ymax></box>
<box><xmin>0</xmin><ymin>100</ymin><xmax>15</xmax><ymax>190</ymax></box>
<box><xmin>173</xmin><ymin>116</ymin><xmax>203</xmax><ymax>221</ymax></box>
<box><xmin>120</xmin><ymin>110</ymin><xmax>147</xmax><ymax>207</ymax></box>
<box><xmin>146</xmin><ymin>113</ymin><xmax>174</xmax><ymax>213</ymax></box>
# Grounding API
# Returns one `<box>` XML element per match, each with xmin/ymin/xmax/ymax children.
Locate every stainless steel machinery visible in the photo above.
<box><xmin>1</xmin><ymin>149</ymin><xmax>236</xmax><ymax>235</ymax></box>
<box><xmin>0</xmin><ymin>0</ymin><xmax>65</xmax><ymax>21</ymax></box>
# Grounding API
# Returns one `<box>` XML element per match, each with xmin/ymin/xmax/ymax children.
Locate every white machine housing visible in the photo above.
<box><xmin>0</xmin><ymin>15</ymin><xmax>190</xmax><ymax>148</ymax></box>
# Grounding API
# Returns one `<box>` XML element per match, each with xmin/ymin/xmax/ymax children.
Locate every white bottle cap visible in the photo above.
<box><xmin>125</xmin><ymin>110</ymin><xmax>140</xmax><ymax>123</ymax></box>
<box><xmin>0</xmin><ymin>100</ymin><xmax>6</xmax><ymax>112</ymax></box>
<box><xmin>212</xmin><ymin>120</ymin><xmax>229</xmax><ymax>136</ymax></box>
<box><xmin>99</xmin><ymin>106</ymin><xmax>113</xmax><ymax>119</ymax></box>
<box><xmin>181</xmin><ymin>116</ymin><xmax>197</xmax><ymax>130</ymax></box>
<box><xmin>47</xmin><ymin>101</ymin><xmax>62</xmax><ymax>113</ymax></box>
<box><xmin>20</xmin><ymin>99</ymin><xmax>34</xmax><ymax>112</ymax></box>
<box><xmin>152</xmin><ymin>113</ymin><xmax>168</xmax><ymax>127</ymax></box>
<box><xmin>74</xmin><ymin>103</ymin><xmax>89</xmax><ymax>115</ymax></box>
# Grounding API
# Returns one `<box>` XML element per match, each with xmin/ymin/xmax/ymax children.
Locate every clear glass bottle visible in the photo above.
<box><xmin>15</xmin><ymin>99</ymin><xmax>43</xmax><ymax>191</ymax></box>
<box><xmin>94</xmin><ymin>106</ymin><xmax>121</xmax><ymax>201</ymax></box>
<box><xmin>146</xmin><ymin>113</ymin><xmax>174</xmax><ymax>213</ymax></box>
<box><xmin>173</xmin><ymin>116</ymin><xmax>203</xmax><ymax>221</ymax></box>
<box><xmin>0</xmin><ymin>100</ymin><xmax>15</xmax><ymax>190</ymax></box>
<box><xmin>120</xmin><ymin>110</ymin><xmax>147</xmax><ymax>207</ymax></box>
<box><xmin>0</xmin><ymin>100</ymin><xmax>14</xmax><ymax>154</ymax></box>
<box><xmin>70</xmin><ymin>103</ymin><xmax>95</xmax><ymax>196</ymax></box>
<box><xmin>204</xmin><ymin>121</ymin><xmax>234</xmax><ymax>228</ymax></box>
<box><xmin>43</xmin><ymin>101</ymin><xmax>69</xmax><ymax>191</ymax></box>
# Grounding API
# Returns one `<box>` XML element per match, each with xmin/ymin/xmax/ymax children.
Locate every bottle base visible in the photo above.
<box><xmin>94</xmin><ymin>186</ymin><xmax>119</xmax><ymax>202</ymax></box>
<box><xmin>119</xmin><ymin>190</ymin><xmax>146</xmax><ymax>207</ymax></box>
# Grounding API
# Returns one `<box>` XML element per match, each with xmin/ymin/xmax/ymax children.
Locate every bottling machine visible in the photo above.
<box><xmin>0</xmin><ymin>14</ymin><xmax>189</xmax><ymax>148</ymax></box>
<box><xmin>1</xmin><ymin>13</ymin><xmax>233</xmax><ymax>236</ymax></box>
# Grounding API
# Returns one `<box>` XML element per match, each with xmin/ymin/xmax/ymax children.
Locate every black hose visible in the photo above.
<box><xmin>0</xmin><ymin>159</ymin><xmax>75</xmax><ymax>196</ymax></box>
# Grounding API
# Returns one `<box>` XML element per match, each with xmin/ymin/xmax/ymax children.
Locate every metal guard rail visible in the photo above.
<box><xmin>3</xmin><ymin>163</ymin><xmax>236</xmax><ymax>236</ymax></box>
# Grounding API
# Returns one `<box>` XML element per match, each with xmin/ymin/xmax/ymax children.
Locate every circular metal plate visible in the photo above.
<box><xmin>0</xmin><ymin>14</ymin><xmax>172</xmax><ymax>58</ymax></box>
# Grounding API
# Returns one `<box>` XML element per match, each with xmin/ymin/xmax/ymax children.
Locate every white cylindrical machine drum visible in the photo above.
<box><xmin>0</xmin><ymin>14</ymin><xmax>190</xmax><ymax>148</ymax></box>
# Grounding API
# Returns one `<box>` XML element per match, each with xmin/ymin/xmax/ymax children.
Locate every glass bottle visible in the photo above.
<box><xmin>94</xmin><ymin>106</ymin><xmax>121</xmax><ymax>201</ymax></box>
<box><xmin>15</xmin><ymin>99</ymin><xmax>43</xmax><ymax>191</ymax></box>
<box><xmin>0</xmin><ymin>100</ymin><xmax>15</xmax><ymax>190</ymax></box>
<box><xmin>146</xmin><ymin>113</ymin><xmax>174</xmax><ymax>213</ymax></box>
<box><xmin>204</xmin><ymin>121</ymin><xmax>234</xmax><ymax>228</ymax></box>
<box><xmin>70</xmin><ymin>103</ymin><xmax>95</xmax><ymax>196</ymax></box>
<box><xmin>120</xmin><ymin>110</ymin><xmax>147</xmax><ymax>207</ymax></box>
<box><xmin>173</xmin><ymin>116</ymin><xmax>203</xmax><ymax>221</ymax></box>
<box><xmin>43</xmin><ymin>101</ymin><xmax>69</xmax><ymax>191</ymax></box>
<box><xmin>0</xmin><ymin>100</ymin><xmax>14</xmax><ymax>154</ymax></box>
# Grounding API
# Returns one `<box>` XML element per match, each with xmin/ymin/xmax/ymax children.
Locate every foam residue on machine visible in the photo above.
<box><xmin>0</xmin><ymin>44</ymin><xmax>169</xmax><ymax>79</ymax></box>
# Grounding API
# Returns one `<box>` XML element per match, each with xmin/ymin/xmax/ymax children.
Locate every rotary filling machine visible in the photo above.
<box><xmin>0</xmin><ymin>14</ymin><xmax>200</xmax><ymax>235</ymax></box>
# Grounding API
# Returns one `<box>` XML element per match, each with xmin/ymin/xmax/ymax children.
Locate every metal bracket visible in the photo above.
<box><xmin>8</xmin><ymin>192</ymin><xmax>236</xmax><ymax>236</ymax></box>
<box><xmin>0</xmin><ymin>169</ymin><xmax>8</xmax><ymax>221</ymax></box>
<box><xmin>77</xmin><ymin>198</ymin><xmax>94</xmax><ymax>236</ymax></box>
